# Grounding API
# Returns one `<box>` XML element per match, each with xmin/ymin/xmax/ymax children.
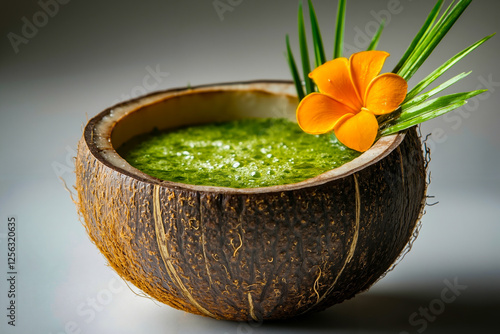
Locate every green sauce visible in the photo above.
<box><xmin>117</xmin><ymin>118</ymin><xmax>360</xmax><ymax>188</ymax></box>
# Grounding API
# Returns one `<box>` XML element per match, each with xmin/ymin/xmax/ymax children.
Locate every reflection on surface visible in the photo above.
<box><xmin>169</xmin><ymin>283</ymin><xmax>499</xmax><ymax>334</ymax></box>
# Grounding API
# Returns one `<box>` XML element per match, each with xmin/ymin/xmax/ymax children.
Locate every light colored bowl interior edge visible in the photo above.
<box><xmin>85</xmin><ymin>80</ymin><xmax>404</xmax><ymax>194</ymax></box>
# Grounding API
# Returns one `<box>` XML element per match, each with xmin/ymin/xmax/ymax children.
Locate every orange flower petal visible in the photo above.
<box><xmin>333</xmin><ymin>109</ymin><xmax>378</xmax><ymax>152</ymax></box>
<box><xmin>309</xmin><ymin>58</ymin><xmax>362</xmax><ymax>111</ymax></box>
<box><xmin>365</xmin><ymin>73</ymin><xmax>408</xmax><ymax>115</ymax></box>
<box><xmin>349</xmin><ymin>50</ymin><xmax>390</xmax><ymax>104</ymax></box>
<box><xmin>296</xmin><ymin>93</ymin><xmax>355</xmax><ymax>135</ymax></box>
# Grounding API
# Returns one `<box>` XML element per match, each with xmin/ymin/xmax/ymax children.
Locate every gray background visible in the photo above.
<box><xmin>1</xmin><ymin>0</ymin><xmax>499</xmax><ymax>333</ymax></box>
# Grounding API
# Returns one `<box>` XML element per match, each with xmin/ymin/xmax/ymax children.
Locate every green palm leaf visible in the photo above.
<box><xmin>401</xmin><ymin>71</ymin><xmax>471</xmax><ymax>110</ymax></box>
<box><xmin>333</xmin><ymin>0</ymin><xmax>346</xmax><ymax>59</ymax></box>
<box><xmin>397</xmin><ymin>0</ymin><xmax>473</xmax><ymax>81</ymax></box>
<box><xmin>298</xmin><ymin>1</ymin><xmax>314</xmax><ymax>94</ymax></box>
<box><xmin>367</xmin><ymin>20</ymin><xmax>385</xmax><ymax>51</ymax></box>
<box><xmin>285</xmin><ymin>35</ymin><xmax>305</xmax><ymax>101</ymax></box>
<box><xmin>404</xmin><ymin>33</ymin><xmax>495</xmax><ymax>102</ymax></box>
<box><xmin>382</xmin><ymin>89</ymin><xmax>486</xmax><ymax>135</ymax></box>
<box><xmin>393</xmin><ymin>0</ymin><xmax>444</xmax><ymax>74</ymax></box>
<box><xmin>308</xmin><ymin>0</ymin><xmax>326</xmax><ymax>67</ymax></box>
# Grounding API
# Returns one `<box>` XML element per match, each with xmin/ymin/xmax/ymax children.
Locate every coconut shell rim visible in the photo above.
<box><xmin>83</xmin><ymin>80</ymin><xmax>405</xmax><ymax>194</ymax></box>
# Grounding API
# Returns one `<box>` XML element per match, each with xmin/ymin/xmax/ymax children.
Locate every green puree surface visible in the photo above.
<box><xmin>118</xmin><ymin>118</ymin><xmax>361</xmax><ymax>188</ymax></box>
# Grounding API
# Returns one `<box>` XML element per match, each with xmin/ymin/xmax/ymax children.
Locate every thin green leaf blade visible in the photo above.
<box><xmin>399</xmin><ymin>89</ymin><xmax>486</xmax><ymax>123</ymax></box>
<box><xmin>381</xmin><ymin>101</ymin><xmax>466</xmax><ymax>136</ymax></box>
<box><xmin>308</xmin><ymin>0</ymin><xmax>326</xmax><ymax>67</ymax></box>
<box><xmin>402</xmin><ymin>71</ymin><xmax>471</xmax><ymax>110</ymax></box>
<box><xmin>333</xmin><ymin>0</ymin><xmax>346</xmax><ymax>59</ymax></box>
<box><xmin>298</xmin><ymin>1</ymin><xmax>314</xmax><ymax>94</ymax></box>
<box><xmin>405</xmin><ymin>33</ymin><xmax>495</xmax><ymax>102</ymax></box>
<box><xmin>285</xmin><ymin>34</ymin><xmax>305</xmax><ymax>101</ymax></box>
<box><xmin>367</xmin><ymin>19</ymin><xmax>385</xmax><ymax>51</ymax></box>
<box><xmin>398</xmin><ymin>0</ymin><xmax>473</xmax><ymax>81</ymax></box>
<box><xmin>426</xmin><ymin>0</ymin><xmax>457</xmax><ymax>37</ymax></box>
<box><xmin>393</xmin><ymin>0</ymin><xmax>444</xmax><ymax>74</ymax></box>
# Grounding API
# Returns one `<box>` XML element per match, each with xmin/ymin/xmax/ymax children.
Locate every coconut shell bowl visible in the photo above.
<box><xmin>75</xmin><ymin>81</ymin><xmax>427</xmax><ymax>322</ymax></box>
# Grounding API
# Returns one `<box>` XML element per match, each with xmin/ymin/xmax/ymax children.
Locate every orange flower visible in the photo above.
<box><xmin>296</xmin><ymin>50</ymin><xmax>408</xmax><ymax>152</ymax></box>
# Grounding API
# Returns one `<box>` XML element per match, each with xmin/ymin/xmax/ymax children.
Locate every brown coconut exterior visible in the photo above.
<box><xmin>75</xmin><ymin>81</ymin><xmax>427</xmax><ymax>321</ymax></box>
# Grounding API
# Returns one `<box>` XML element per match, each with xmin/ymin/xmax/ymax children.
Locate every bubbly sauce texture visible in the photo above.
<box><xmin>117</xmin><ymin>118</ymin><xmax>361</xmax><ymax>188</ymax></box>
